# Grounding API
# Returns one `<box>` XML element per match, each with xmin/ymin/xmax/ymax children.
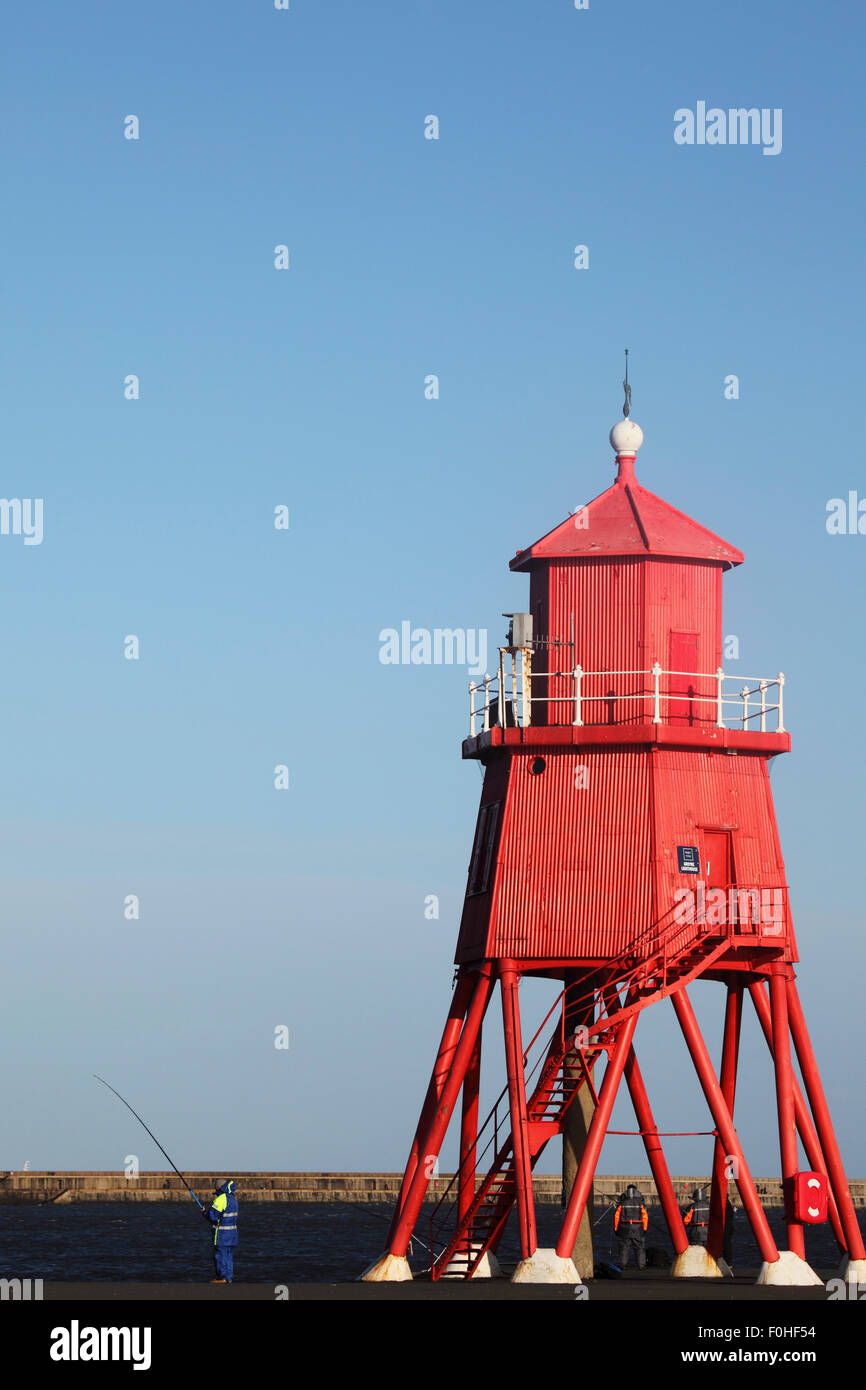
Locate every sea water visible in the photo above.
<box><xmin>0</xmin><ymin>1202</ymin><xmax>858</xmax><ymax>1283</ymax></box>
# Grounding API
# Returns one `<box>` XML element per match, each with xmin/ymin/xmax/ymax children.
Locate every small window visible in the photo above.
<box><xmin>468</xmin><ymin>801</ymin><xmax>502</xmax><ymax>895</ymax></box>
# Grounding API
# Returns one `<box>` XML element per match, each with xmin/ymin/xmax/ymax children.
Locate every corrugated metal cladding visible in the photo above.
<box><xmin>644</xmin><ymin>560</ymin><xmax>722</xmax><ymax>669</ymax></box>
<box><xmin>651</xmin><ymin>748</ymin><xmax>794</xmax><ymax>950</ymax></box>
<box><xmin>455</xmin><ymin>743</ymin><xmax>793</xmax><ymax>965</ymax></box>
<box><xmin>645</xmin><ymin>560</ymin><xmax>721</xmax><ymax>722</ymax></box>
<box><xmin>485</xmin><ymin>747</ymin><xmax>653</xmax><ymax>961</ymax></box>
<box><xmin>529</xmin><ymin>557</ymin><xmax>723</xmax><ymax>726</ymax></box>
<box><xmin>455</xmin><ymin>758</ymin><xmax>509</xmax><ymax>962</ymax></box>
<box><xmin>530</xmin><ymin>558</ymin><xmax>647</xmax><ymax>726</ymax></box>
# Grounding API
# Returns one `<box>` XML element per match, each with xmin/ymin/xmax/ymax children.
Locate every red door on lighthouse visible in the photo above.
<box><xmin>669</xmin><ymin>632</ymin><xmax>699</xmax><ymax>725</ymax></box>
<box><xmin>702</xmin><ymin>830</ymin><xmax>731</xmax><ymax>889</ymax></box>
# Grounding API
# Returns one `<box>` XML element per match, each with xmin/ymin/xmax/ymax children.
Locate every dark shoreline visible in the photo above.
<box><xmin>34</xmin><ymin>1275</ymin><xmax>836</xmax><ymax>1301</ymax></box>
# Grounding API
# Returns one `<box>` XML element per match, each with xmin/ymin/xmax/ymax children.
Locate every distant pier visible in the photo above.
<box><xmin>2</xmin><ymin>1171</ymin><xmax>864</xmax><ymax>1206</ymax></box>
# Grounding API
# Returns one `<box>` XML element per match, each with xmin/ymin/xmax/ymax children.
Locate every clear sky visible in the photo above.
<box><xmin>2</xmin><ymin>1</ymin><xmax>865</xmax><ymax>1185</ymax></box>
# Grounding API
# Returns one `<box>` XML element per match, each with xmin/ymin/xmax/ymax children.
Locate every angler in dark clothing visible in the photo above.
<box><xmin>614</xmin><ymin>1184</ymin><xmax>648</xmax><ymax>1269</ymax></box>
<box><xmin>205</xmin><ymin>1179</ymin><xmax>239</xmax><ymax>1283</ymax></box>
<box><xmin>683</xmin><ymin>1186</ymin><xmax>710</xmax><ymax>1245</ymax></box>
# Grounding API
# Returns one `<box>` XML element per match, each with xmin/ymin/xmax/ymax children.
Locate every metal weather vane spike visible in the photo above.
<box><xmin>622</xmin><ymin>347</ymin><xmax>631</xmax><ymax>418</ymax></box>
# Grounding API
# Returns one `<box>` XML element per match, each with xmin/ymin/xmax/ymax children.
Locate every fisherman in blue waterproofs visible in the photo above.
<box><xmin>205</xmin><ymin>1179</ymin><xmax>239</xmax><ymax>1282</ymax></box>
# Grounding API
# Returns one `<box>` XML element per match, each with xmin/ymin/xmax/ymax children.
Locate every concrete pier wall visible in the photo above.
<box><xmin>2</xmin><ymin>1171</ymin><xmax>864</xmax><ymax>1206</ymax></box>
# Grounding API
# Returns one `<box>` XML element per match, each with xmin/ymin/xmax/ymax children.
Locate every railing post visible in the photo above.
<box><xmin>740</xmin><ymin>685</ymin><xmax>750</xmax><ymax>731</ymax></box>
<box><xmin>759</xmin><ymin>679</ymin><xmax>768</xmax><ymax>733</ymax></box>
<box><xmin>715</xmin><ymin>667</ymin><xmax>724</xmax><ymax>728</ymax></box>
<box><xmin>777</xmin><ymin>672</ymin><xmax>785</xmax><ymax>733</ymax></box>
<box><xmin>482</xmin><ymin>674</ymin><xmax>491</xmax><ymax>732</ymax></box>
<box><xmin>652</xmin><ymin>661</ymin><xmax>662</xmax><ymax>724</ymax></box>
<box><xmin>469</xmin><ymin>681</ymin><xmax>476</xmax><ymax>737</ymax></box>
<box><xmin>573</xmin><ymin>665</ymin><xmax>583</xmax><ymax>727</ymax></box>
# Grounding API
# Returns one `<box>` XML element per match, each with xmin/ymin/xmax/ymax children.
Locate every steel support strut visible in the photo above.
<box><xmin>388</xmin><ymin>964</ymin><xmax>495</xmax><ymax>1258</ymax></box>
<box><xmin>707</xmin><ymin>981</ymin><xmax>742</xmax><ymax>1258</ymax></box>
<box><xmin>387</xmin><ymin>970</ymin><xmax>475</xmax><ymax>1244</ymax></box>
<box><xmin>786</xmin><ymin>977</ymin><xmax>866</xmax><ymax>1260</ymax></box>
<box><xmin>671</xmin><ymin>986</ymin><xmax>780</xmax><ymax>1265</ymax></box>
<box><xmin>555</xmin><ymin>1007</ymin><xmax>637</xmax><ymax>1258</ymax></box>
<box><xmin>500</xmin><ymin>962</ymin><xmax>537</xmax><ymax>1260</ymax></box>
<box><xmin>561</xmin><ymin>969</ymin><xmax>599</xmax><ymax>1274</ymax></box>
<box><xmin>748</xmin><ymin>980</ymin><xmax>846</xmax><ymax>1251</ymax></box>
<box><xmin>458</xmin><ymin>1027</ymin><xmax>482</xmax><ymax>1226</ymax></box>
<box><xmin>623</xmin><ymin>1044</ymin><xmax>690</xmax><ymax>1256</ymax></box>
<box><xmin>769</xmin><ymin>969</ymin><xmax>805</xmax><ymax>1257</ymax></box>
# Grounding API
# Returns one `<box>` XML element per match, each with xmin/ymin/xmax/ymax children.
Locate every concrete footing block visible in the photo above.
<box><xmin>837</xmin><ymin>1256</ymin><xmax>866</xmax><ymax>1286</ymax></box>
<box><xmin>671</xmin><ymin>1245</ymin><xmax>722</xmax><ymax>1278</ymax></box>
<box><xmin>511</xmin><ymin>1248</ymin><xmax>581</xmax><ymax>1284</ymax></box>
<box><xmin>359</xmin><ymin>1253</ymin><xmax>413</xmax><ymax>1282</ymax></box>
<box><xmin>756</xmin><ymin>1250</ymin><xmax>823</xmax><ymax>1286</ymax></box>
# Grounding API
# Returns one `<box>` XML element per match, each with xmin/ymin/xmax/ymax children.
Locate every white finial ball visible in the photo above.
<box><xmin>609</xmin><ymin>418</ymin><xmax>644</xmax><ymax>454</ymax></box>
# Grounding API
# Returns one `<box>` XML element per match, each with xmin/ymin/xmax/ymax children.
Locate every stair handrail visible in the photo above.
<box><xmin>556</xmin><ymin>897</ymin><xmax>699</xmax><ymax>1033</ymax></box>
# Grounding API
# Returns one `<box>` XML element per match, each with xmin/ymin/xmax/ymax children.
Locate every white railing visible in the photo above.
<box><xmin>469</xmin><ymin>657</ymin><xmax>785</xmax><ymax>736</ymax></box>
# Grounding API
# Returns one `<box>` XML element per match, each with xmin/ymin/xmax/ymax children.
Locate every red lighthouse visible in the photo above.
<box><xmin>363</xmin><ymin>396</ymin><xmax>866</xmax><ymax>1286</ymax></box>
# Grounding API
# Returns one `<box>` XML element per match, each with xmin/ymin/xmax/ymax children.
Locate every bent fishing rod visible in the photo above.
<box><xmin>93</xmin><ymin>1074</ymin><xmax>204</xmax><ymax>1210</ymax></box>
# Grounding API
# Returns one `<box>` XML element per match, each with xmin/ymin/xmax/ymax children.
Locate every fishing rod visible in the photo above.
<box><xmin>93</xmin><ymin>1074</ymin><xmax>204</xmax><ymax>1210</ymax></box>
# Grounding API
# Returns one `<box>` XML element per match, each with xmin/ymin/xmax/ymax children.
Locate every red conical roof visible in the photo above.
<box><xmin>509</xmin><ymin>453</ymin><xmax>743</xmax><ymax>572</ymax></box>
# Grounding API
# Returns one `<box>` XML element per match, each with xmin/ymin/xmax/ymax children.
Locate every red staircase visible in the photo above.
<box><xmin>430</xmin><ymin>1035</ymin><xmax>604</xmax><ymax>1279</ymax></box>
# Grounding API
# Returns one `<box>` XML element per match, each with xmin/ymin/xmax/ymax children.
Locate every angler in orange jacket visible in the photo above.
<box><xmin>613</xmin><ymin>1185</ymin><xmax>648</xmax><ymax>1269</ymax></box>
<box><xmin>682</xmin><ymin>1186</ymin><xmax>710</xmax><ymax>1246</ymax></box>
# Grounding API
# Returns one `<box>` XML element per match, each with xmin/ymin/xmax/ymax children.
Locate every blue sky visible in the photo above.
<box><xmin>2</xmin><ymin>0</ymin><xmax>865</xmax><ymax>1189</ymax></box>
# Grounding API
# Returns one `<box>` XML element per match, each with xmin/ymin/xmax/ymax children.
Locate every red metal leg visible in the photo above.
<box><xmin>786</xmin><ymin>977</ymin><xmax>866</xmax><ymax>1260</ymax></box>
<box><xmin>387</xmin><ymin>971</ymin><xmax>475</xmax><ymax>1244</ymax></box>
<box><xmin>388</xmin><ymin>964</ymin><xmax>495</xmax><ymax>1258</ymax></box>
<box><xmin>748</xmin><ymin>980</ymin><xmax>846</xmax><ymax>1252</ymax></box>
<box><xmin>623</xmin><ymin>1044</ymin><xmax>689</xmax><ymax>1256</ymax></box>
<box><xmin>458</xmin><ymin>1026</ymin><xmax>482</xmax><ymax>1225</ymax></box>
<box><xmin>707</xmin><ymin>982</ymin><xmax>742</xmax><ymax>1258</ymax></box>
<box><xmin>500</xmin><ymin>963</ymin><xmax>537</xmax><ymax>1260</ymax></box>
<box><xmin>671</xmin><ymin>986</ymin><xmax>780</xmax><ymax>1265</ymax></box>
<box><xmin>555</xmin><ymin>1007</ymin><xmax>637</xmax><ymax>1258</ymax></box>
<box><xmin>769</xmin><ymin>969</ymin><xmax>805</xmax><ymax>1257</ymax></box>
